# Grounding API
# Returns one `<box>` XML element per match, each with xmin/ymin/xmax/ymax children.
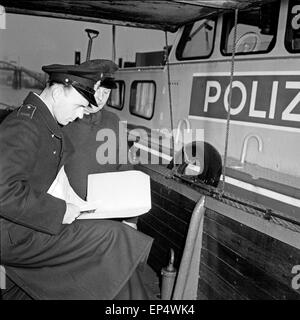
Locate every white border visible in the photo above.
<box><xmin>193</xmin><ymin>71</ymin><xmax>300</xmax><ymax>76</ymax></box>
<box><xmin>221</xmin><ymin>175</ymin><xmax>300</xmax><ymax>208</ymax></box>
<box><xmin>188</xmin><ymin>116</ymin><xmax>300</xmax><ymax>133</ymax></box>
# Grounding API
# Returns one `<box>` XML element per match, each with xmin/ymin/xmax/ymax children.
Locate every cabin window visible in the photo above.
<box><xmin>107</xmin><ymin>80</ymin><xmax>125</xmax><ymax>110</ymax></box>
<box><xmin>285</xmin><ymin>0</ymin><xmax>300</xmax><ymax>52</ymax></box>
<box><xmin>129</xmin><ymin>81</ymin><xmax>156</xmax><ymax>119</ymax></box>
<box><xmin>221</xmin><ymin>2</ymin><xmax>280</xmax><ymax>55</ymax></box>
<box><xmin>176</xmin><ymin>18</ymin><xmax>216</xmax><ymax>60</ymax></box>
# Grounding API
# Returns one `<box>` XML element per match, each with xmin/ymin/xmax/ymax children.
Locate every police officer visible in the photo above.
<box><xmin>63</xmin><ymin>60</ymin><xmax>137</xmax><ymax>229</ymax></box>
<box><xmin>62</xmin><ymin>59</ymin><xmax>127</xmax><ymax>200</ymax></box>
<box><xmin>0</xmin><ymin>60</ymin><xmax>153</xmax><ymax>300</ymax></box>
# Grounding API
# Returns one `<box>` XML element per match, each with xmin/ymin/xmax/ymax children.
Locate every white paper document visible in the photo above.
<box><xmin>77</xmin><ymin>170</ymin><xmax>152</xmax><ymax>219</ymax></box>
<box><xmin>47</xmin><ymin>167</ymin><xmax>151</xmax><ymax>220</ymax></box>
<box><xmin>47</xmin><ymin>166</ymin><xmax>92</xmax><ymax>209</ymax></box>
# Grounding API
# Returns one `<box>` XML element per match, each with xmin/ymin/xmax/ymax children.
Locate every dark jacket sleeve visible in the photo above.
<box><xmin>103</xmin><ymin>110</ymin><xmax>133</xmax><ymax>170</ymax></box>
<box><xmin>0</xmin><ymin>117</ymin><xmax>66</xmax><ymax>235</ymax></box>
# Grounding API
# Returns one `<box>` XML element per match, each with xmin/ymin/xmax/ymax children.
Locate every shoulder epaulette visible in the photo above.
<box><xmin>17</xmin><ymin>104</ymin><xmax>37</xmax><ymax>119</ymax></box>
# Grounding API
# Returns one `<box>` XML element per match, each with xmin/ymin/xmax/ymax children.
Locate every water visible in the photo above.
<box><xmin>0</xmin><ymin>84</ymin><xmax>38</xmax><ymax>109</ymax></box>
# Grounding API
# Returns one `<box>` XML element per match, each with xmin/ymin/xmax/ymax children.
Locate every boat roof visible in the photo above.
<box><xmin>1</xmin><ymin>0</ymin><xmax>276</xmax><ymax>32</ymax></box>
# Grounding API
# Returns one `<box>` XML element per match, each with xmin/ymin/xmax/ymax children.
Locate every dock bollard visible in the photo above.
<box><xmin>161</xmin><ymin>248</ymin><xmax>177</xmax><ymax>300</ymax></box>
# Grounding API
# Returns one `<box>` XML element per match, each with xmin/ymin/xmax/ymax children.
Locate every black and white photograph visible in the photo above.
<box><xmin>0</xmin><ymin>0</ymin><xmax>299</xmax><ymax>306</ymax></box>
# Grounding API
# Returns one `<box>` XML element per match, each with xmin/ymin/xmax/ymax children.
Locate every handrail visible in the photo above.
<box><xmin>175</xmin><ymin>118</ymin><xmax>191</xmax><ymax>145</ymax></box>
<box><xmin>240</xmin><ymin>133</ymin><xmax>263</xmax><ymax>164</ymax></box>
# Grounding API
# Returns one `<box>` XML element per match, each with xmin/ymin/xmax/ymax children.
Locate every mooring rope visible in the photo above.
<box><xmin>165</xmin><ymin>31</ymin><xmax>176</xmax><ymax>160</ymax></box>
<box><xmin>221</xmin><ymin>8</ymin><xmax>239</xmax><ymax>194</ymax></box>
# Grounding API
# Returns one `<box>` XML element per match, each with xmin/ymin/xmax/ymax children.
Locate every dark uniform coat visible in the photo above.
<box><xmin>0</xmin><ymin>92</ymin><xmax>153</xmax><ymax>299</ymax></box>
<box><xmin>63</xmin><ymin>108</ymin><xmax>133</xmax><ymax>199</ymax></box>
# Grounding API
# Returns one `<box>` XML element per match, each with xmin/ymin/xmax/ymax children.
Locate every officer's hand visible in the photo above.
<box><xmin>63</xmin><ymin>203</ymin><xmax>81</xmax><ymax>224</ymax></box>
